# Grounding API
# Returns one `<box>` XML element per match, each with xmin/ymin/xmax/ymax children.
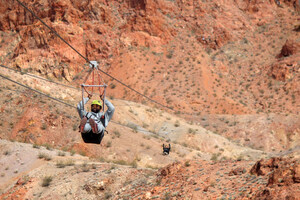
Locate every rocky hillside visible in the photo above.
<box><xmin>0</xmin><ymin>0</ymin><xmax>299</xmax><ymax>152</ymax></box>
<box><xmin>0</xmin><ymin>140</ymin><xmax>299</xmax><ymax>199</ymax></box>
<box><xmin>0</xmin><ymin>0</ymin><xmax>299</xmax><ymax>199</ymax></box>
<box><xmin>0</xmin><ymin>67</ymin><xmax>266</xmax><ymax>166</ymax></box>
<box><xmin>0</xmin><ymin>0</ymin><xmax>299</xmax><ymax>115</ymax></box>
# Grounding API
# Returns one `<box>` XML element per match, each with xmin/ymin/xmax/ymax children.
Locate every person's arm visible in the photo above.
<box><xmin>104</xmin><ymin>99</ymin><xmax>115</xmax><ymax>123</ymax></box>
<box><xmin>77</xmin><ymin>97</ymin><xmax>90</xmax><ymax>119</ymax></box>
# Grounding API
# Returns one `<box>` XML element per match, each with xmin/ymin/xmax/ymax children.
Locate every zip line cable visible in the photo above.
<box><xmin>1</xmin><ymin>65</ymin><xmax>193</xmax><ymax>116</ymax></box>
<box><xmin>0</xmin><ymin>64</ymin><xmax>154</xmax><ymax>108</ymax></box>
<box><xmin>15</xmin><ymin>0</ymin><xmax>173</xmax><ymax>111</ymax></box>
<box><xmin>1</xmin><ymin>64</ymin><xmax>102</xmax><ymax>95</ymax></box>
<box><xmin>0</xmin><ymin>64</ymin><xmax>79</xmax><ymax>90</ymax></box>
<box><xmin>96</xmin><ymin>67</ymin><xmax>173</xmax><ymax>110</ymax></box>
<box><xmin>15</xmin><ymin>0</ymin><xmax>90</xmax><ymax>65</ymax></box>
<box><xmin>0</xmin><ymin>74</ymin><xmax>75</xmax><ymax>108</ymax></box>
<box><xmin>0</xmin><ymin>74</ymin><xmax>156</xmax><ymax>134</ymax></box>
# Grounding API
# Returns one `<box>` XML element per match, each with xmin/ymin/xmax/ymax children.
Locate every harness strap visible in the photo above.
<box><xmin>83</xmin><ymin>87</ymin><xmax>91</xmax><ymax>96</ymax></box>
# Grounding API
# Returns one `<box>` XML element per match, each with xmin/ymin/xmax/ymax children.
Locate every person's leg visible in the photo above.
<box><xmin>89</xmin><ymin>118</ymin><xmax>97</xmax><ymax>133</ymax></box>
<box><xmin>82</xmin><ymin>123</ymin><xmax>92</xmax><ymax>133</ymax></box>
<box><xmin>79</xmin><ymin>117</ymin><xmax>88</xmax><ymax>133</ymax></box>
<box><xmin>96</xmin><ymin>123</ymin><xmax>104</xmax><ymax>134</ymax></box>
<box><xmin>89</xmin><ymin>119</ymin><xmax>105</xmax><ymax>134</ymax></box>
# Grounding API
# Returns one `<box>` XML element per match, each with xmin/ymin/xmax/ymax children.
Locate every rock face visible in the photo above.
<box><xmin>228</xmin><ymin>167</ymin><xmax>246</xmax><ymax>176</ymax></box>
<box><xmin>0</xmin><ymin>0</ymin><xmax>121</xmax><ymax>80</ymax></box>
<box><xmin>0</xmin><ymin>0</ymin><xmax>299</xmax><ymax>116</ymax></box>
<box><xmin>112</xmin><ymin>158</ymin><xmax>300</xmax><ymax>199</ymax></box>
<box><xmin>0</xmin><ymin>0</ymin><xmax>177</xmax><ymax>82</ymax></box>
<box><xmin>159</xmin><ymin>161</ymin><xmax>183</xmax><ymax>177</ymax></box>
<box><xmin>277</xmin><ymin>40</ymin><xmax>300</xmax><ymax>58</ymax></box>
<box><xmin>268</xmin><ymin>39</ymin><xmax>300</xmax><ymax>81</ymax></box>
<box><xmin>283</xmin><ymin>0</ymin><xmax>300</xmax><ymax>11</ymax></box>
<box><xmin>196</xmin><ymin>26</ymin><xmax>231</xmax><ymax>50</ymax></box>
<box><xmin>268</xmin><ymin>62</ymin><xmax>291</xmax><ymax>81</ymax></box>
<box><xmin>251</xmin><ymin>157</ymin><xmax>300</xmax><ymax>200</ymax></box>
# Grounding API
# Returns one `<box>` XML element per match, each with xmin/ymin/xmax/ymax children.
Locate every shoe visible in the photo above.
<box><xmin>79</xmin><ymin>117</ymin><xmax>87</xmax><ymax>133</ymax></box>
<box><xmin>89</xmin><ymin>118</ymin><xmax>98</xmax><ymax>134</ymax></box>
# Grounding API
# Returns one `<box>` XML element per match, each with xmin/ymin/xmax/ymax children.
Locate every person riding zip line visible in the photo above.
<box><xmin>77</xmin><ymin>94</ymin><xmax>115</xmax><ymax>137</ymax></box>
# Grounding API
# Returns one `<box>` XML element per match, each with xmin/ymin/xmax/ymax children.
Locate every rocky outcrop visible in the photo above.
<box><xmin>268</xmin><ymin>40</ymin><xmax>299</xmax><ymax>81</ymax></box>
<box><xmin>251</xmin><ymin>157</ymin><xmax>299</xmax><ymax>185</ymax></box>
<box><xmin>268</xmin><ymin>62</ymin><xmax>291</xmax><ymax>81</ymax></box>
<box><xmin>159</xmin><ymin>161</ymin><xmax>183</xmax><ymax>177</ymax></box>
<box><xmin>251</xmin><ymin>157</ymin><xmax>300</xmax><ymax>200</ymax></box>
<box><xmin>283</xmin><ymin>0</ymin><xmax>300</xmax><ymax>11</ymax></box>
<box><xmin>244</xmin><ymin>0</ymin><xmax>300</xmax><ymax>12</ymax></box>
<box><xmin>277</xmin><ymin>40</ymin><xmax>300</xmax><ymax>58</ymax></box>
<box><xmin>229</xmin><ymin>167</ymin><xmax>246</xmax><ymax>176</ymax></box>
<box><xmin>250</xmin><ymin>157</ymin><xmax>282</xmax><ymax>176</ymax></box>
<box><xmin>0</xmin><ymin>0</ymin><xmax>175</xmax><ymax>80</ymax></box>
<box><xmin>196</xmin><ymin>26</ymin><xmax>231</xmax><ymax>50</ymax></box>
<box><xmin>0</xmin><ymin>0</ymin><xmax>299</xmax><ymax>115</ymax></box>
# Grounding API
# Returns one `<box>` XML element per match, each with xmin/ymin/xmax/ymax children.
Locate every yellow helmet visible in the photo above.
<box><xmin>91</xmin><ymin>100</ymin><xmax>102</xmax><ymax>107</ymax></box>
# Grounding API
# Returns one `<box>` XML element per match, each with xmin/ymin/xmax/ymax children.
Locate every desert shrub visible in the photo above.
<box><xmin>41</xmin><ymin>123</ymin><xmax>47</xmax><ymax>130</ymax></box>
<box><xmin>185</xmin><ymin>161</ymin><xmax>190</xmax><ymax>167</ymax></box>
<box><xmin>106</xmin><ymin>141</ymin><xmax>112</xmax><ymax>148</ymax></box>
<box><xmin>32</xmin><ymin>144</ymin><xmax>40</xmax><ymax>149</ymax></box>
<box><xmin>42</xmin><ymin>143</ymin><xmax>52</xmax><ymax>150</ymax></box>
<box><xmin>163</xmin><ymin>192</ymin><xmax>171</xmax><ymax>200</ymax></box>
<box><xmin>211</xmin><ymin>153</ymin><xmax>218</xmax><ymax>161</ymax></box>
<box><xmin>188</xmin><ymin>128</ymin><xmax>196</xmax><ymax>134</ymax></box>
<box><xmin>56</xmin><ymin>160</ymin><xmax>74</xmax><ymax>168</ymax></box>
<box><xmin>113</xmin><ymin>130</ymin><xmax>121</xmax><ymax>138</ymax></box>
<box><xmin>81</xmin><ymin>162</ymin><xmax>89</xmax><ymax>172</ymax></box>
<box><xmin>130</xmin><ymin>160</ymin><xmax>138</xmax><ymax>168</ymax></box>
<box><xmin>72</xmin><ymin>124</ymin><xmax>77</xmax><ymax>131</ymax></box>
<box><xmin>70</xmin><ymin>149</ymin><xmax>76</xmax><ymax>156</ymax></box>
<box><xmin>38</xmin><ymin>153</ymin><xmax>52</xmax><ymax>161</ymax></box>
<box><xmin>104</xmin><ymin>192</ymin><xmax>112</xmax><ymax>199</ymax></box>
<box><xmin>166</xmin><ymin>50</ymin><xmax>173</xmax><ymax>59</ymax></box>
<box><xmin>56</xmin><ymin>161</ymin><xmax>66</xmax><ymax>168</ymax></box>
<box><xmin>174</xmin><ymin>120</ymin><xmax>180</xmax><ymax>127</ymax></box>
<box><xmin>79</xmin><ymin>151</ymin><xmax>86</xmax><ymax>156</ymax></box>
<box><xmin>237</xmin><ymin>154</ymin><xmax>244</xmax><ymax>161</ymax></box>
<box><xmin>57</xmin><ymin>151</ymin><xmax>66</xmax><ymax>156</ymax></box>
<box><xmin>42</xmin><ymin>176</ymin><xmax>52</xmax><ymax>187</ymax></box>
<box><xmin>113</xmin><ymin>160</ymin><xmax>127</xmax><ymax>165</ymax></box>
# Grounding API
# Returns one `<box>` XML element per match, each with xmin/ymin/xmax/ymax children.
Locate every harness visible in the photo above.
<box><xmin>85</xmin><ymin>112</ymin><xmax>108</xmax><ymax>134</ymax></box>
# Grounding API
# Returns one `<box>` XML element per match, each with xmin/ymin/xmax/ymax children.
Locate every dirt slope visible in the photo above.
<box><xmin>0</xmin><ymin>140</ymin><xmax>299</xmax><ymax>200</ymax></box>
<box><xmin>0</xmin><ymin>67</ymin><xmax>266</xmax><ymax>165</ymax></box>
<box><xmin>0</xmin><ymin>62</ymin><xmax>299</xmax><ymax>199</ymax></box>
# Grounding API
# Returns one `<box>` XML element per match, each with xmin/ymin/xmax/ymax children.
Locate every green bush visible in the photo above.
<box><xmin>42</xmin><ymin>176</ymin><xmax>52</xmax><ymax>187</ymax></box>
<box><xmin>38</xmin><ymin>153</ymin><xmax>52</xmax><ymax>161</ymax></box>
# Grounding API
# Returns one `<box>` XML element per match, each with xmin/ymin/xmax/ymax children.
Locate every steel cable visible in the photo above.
<box><xmin>0</xmin><ymin>64</ymin><xmax>79</xmax><ymax>90</ymax></box>
<box><xmin>0</xmin><ymin>73</ymin><xmax>76</xmax><ymax>108</ymax></box>
<box><xmin>15</xmin><ymin>0</ymin><xmax>174</xmax><ymax>112</ymax></box>
<box><xmin>15</xmin><ymin>0</ymin><xmax>91</xmax><ymax>64</ymax></box>
<box><xmin>0</xmin><ymin>74</ymin><xmax>157</xmax><ymax>134</ymax></box>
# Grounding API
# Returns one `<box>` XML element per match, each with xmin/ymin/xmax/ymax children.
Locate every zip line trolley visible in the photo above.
<box><xmin>81</xmin><ymin>61</ymin><xmax>107</xmax><ymax>112</ymax></box>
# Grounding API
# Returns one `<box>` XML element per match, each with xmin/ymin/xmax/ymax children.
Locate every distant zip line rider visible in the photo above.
<box><xmin>77</xmin><ymin>94</ymin><xmax>115</xmax><ymax>139</ymax></box>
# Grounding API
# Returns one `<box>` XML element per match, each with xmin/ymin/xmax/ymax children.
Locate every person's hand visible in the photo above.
<box><xmin>88</xmin><ymin>94</ymin><xmax>92</xmax><ymax>99</ymax></box>
<box><xmin>100</xmin><ymin>94</ymin><xmax>104</xmax><ymax>100</ymax></box>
